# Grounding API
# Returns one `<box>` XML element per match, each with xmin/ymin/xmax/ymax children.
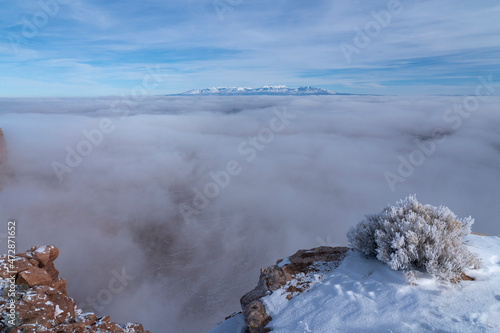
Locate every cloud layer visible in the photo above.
<box><xmin>1</xmin><ymin>95</ymin><xmax>500</xmax><ymax>331</ymax></box>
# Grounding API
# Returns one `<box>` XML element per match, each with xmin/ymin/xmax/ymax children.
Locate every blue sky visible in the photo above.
<box><xmin>1</xmin><ymin>0</ymin><xmax>499</xmax><ymax>97</ymax></box>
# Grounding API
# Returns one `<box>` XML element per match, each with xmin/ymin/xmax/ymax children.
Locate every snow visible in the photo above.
<box><xmin>277</xmin><ymin>258</ymin><xmax>290</xmax><ymax>268</ymax></box>
<box><xmin>179</xmin><ymin>86</ymin><xmax>336</xmax><ymax>96</ymax></box>
<box><xmin>54</xmin><ymin>304</ymin><xmax>63</xmax><ymax>317</ymax></box>
<box><xmin>210</xmin><ymin>235</ymin><xmax>500</xmax><ymax>332</ymax></box>
<box><xmin>207</xmin><ymin>313</ymin><xmax>246</xmax><ymax>333</ymax></box>
<box><xmin>34</xmin><ymin>245</ymin><xmax>48</xmax><ymax>253</ymax></box>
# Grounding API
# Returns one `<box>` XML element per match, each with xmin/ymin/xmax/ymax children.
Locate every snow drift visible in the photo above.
<box><xmin>211</xmin><ymin>234</ymin><xmax>500</xmax><ymax>332</ymax></box>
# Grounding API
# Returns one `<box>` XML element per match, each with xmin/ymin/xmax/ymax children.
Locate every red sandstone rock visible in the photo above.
<box><xmin>0</xmin><ymin>245</ymin><xmax>150</xmax><ymax>333</ymax></box>
<box><xmin>0</xmin><ymin>256</ymin><xmax>32</xmax><ymax>279</ymax></box>
<box><xmin>240</xmin><ymin>246</ymin><xmax>350</xmax><ymax>333</ymax></box>
<box><xmin>0</xmin><ymin>128</ymin><xmax>7</xmax><ymax>166</ymax></box>
<box><xmin>0</xmin><ymin>128</ymin><xmax>15</xmax><ymax>189</ymax></box>
<box><xmin>17</xmin><ymin>266</ymin><xmax>53</xmax><ymax>287</ymax></box>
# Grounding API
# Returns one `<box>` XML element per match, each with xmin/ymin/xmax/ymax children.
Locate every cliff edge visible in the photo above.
<box><xmin>0</xmin><ymin>128</ymin><xmax>6</xmax><ymax>166</ymax></box>
<box><xmin>210</xmin><ymin>234</ymin><xmax>500</xmax><ymax>333</ymax></box>
<box><xmin>0</xmin><ymin>245</ymin><xmax>150</xmax><ymax>333</ymax></box>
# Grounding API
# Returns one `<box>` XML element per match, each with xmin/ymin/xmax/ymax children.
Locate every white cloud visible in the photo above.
<box><xmin>1</xmin><ymin>0</ymin><xmax>499</xmax><ymax>95</ymax></box>
<box><xmin>1</xmin><ymin>95</ymin><xmax>499</xmax><ymax>331</ymax></box>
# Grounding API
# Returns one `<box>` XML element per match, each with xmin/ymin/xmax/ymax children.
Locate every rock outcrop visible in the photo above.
<box><xmin>0</xmin><ymin>127</ymin><xmax>15</xmax><ymax>190</ymax></box>
<box><xmin>240</xmin><ymin>246</ymin><xmax>350</xmax><ymax>333</ymax></box>
<box><xmin>0</xmin><ymin>245</ymin><xmax>150</xmax><ymax>333</ymax></box>
<box><xmin>0</xmin><ymin>128</ymin><xmax>6</xmax><ymax>166</ymax></box>
<box><xmin>209</xmin><ymin>234</ymin><xmax>500</xmax><ymax>333</ymax></box>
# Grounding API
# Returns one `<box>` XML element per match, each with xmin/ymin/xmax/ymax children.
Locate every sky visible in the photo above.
<box><xmin>1</xmin><ymin>0</ymin><xmax>500</xmax><ymax>97</ymax></box>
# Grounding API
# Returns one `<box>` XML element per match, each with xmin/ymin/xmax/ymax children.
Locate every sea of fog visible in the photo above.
<box><xmin>0</xmin><ymin>95</ymin><xmax>499</xmax><ymax>332</ymax></box>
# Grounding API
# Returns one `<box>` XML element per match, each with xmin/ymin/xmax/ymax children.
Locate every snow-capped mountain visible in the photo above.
<box><xmin>178</xmin><ymin>85</ymin><xmax>336</xmax><ymax>96</ymax></box>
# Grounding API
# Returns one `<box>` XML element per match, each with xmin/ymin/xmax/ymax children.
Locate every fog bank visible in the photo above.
<box><xmin>1</xmin><ymin>95</ymin><xmax>499</xmax><ymax>332</ymax></box>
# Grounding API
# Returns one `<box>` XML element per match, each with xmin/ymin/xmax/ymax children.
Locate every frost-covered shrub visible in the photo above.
<box><xmin>347</xmin><ymin>195</ymin><xmax>481</xmax><ymax>281</ymax></box>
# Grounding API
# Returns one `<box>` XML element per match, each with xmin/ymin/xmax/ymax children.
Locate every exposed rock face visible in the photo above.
<box><xmin>240</xmin><ymin>246</ymin><xmax>350</xmax><ymax>333</ymax></box>
<box><xmin>0</xmin><ymin>128</ymin><xmax>6</xmax><ymax>166</ymax></box>
<box><xmin>0</xmin><ymin>245</ymin><xmax>150</xmax><ymax>333</ymax></box>
<box><xmin>0</xmin><ymin>127</ymin><xmax>15</xmax><ymax>190</ymax></box>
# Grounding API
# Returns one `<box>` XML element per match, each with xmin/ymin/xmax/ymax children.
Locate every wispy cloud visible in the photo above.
<box><xmin>0</xmin><ymin>0</ymin><xmax>499</xmax><ymax>96</ymax></box>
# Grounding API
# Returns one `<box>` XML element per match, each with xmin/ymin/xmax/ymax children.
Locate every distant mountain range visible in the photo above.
<box><xmin>174</xmin><ymin>85</ymin><xmax>337</xmax><ymax>96</ymax></box>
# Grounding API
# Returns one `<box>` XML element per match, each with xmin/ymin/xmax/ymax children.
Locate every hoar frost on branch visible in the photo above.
<box><xmin>347</xmin><ymin>195</ymin><xmax>482</xmax><ymax>281</ymax></box>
